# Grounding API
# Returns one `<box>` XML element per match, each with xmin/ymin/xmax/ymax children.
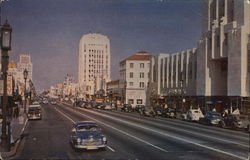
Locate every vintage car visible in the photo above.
<box><xmin>153</xmin><ymin>105</ymin><xmax>163</xmax><ymax>116</ymax></box>
<box><xmin>121</xmin><ymin>104</ymin><xmax>133</xmax><ymax>112</ymax></box>
<box><xmin>220</xmin><ymin>114</ymin><xmax>250</xmax><ymax>130</ymax></box>
<box><xmin>199</xmin><ymin>111</ymin><xmax>223</xmax><ymax>125</ymax></box>
<box><xmin>162</xmin><ymin>108</ymin><xmax>176</xmax><ymax>118</ymax></box>
<box><xmin>27</xmin><ymin>105</ymin><xmax>42</xmax><ymax>120</ymax></box>
<box><xmin>186</xmin><ymin>108</ymin><xmax>204</xmax><ymax>121</ymax></box>
<box><xmin>70</xmin><ymin>121</ymin><xmax>107</xmax><ymax>150</ymax></box>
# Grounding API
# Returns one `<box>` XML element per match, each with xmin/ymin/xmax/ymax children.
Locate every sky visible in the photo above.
<box><xmin>2</xmin><ymin>0</ymin><xmax>202</xmax><ymax>90</ymax></box>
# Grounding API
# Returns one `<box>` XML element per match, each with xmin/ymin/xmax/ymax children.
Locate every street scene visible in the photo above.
<box><xmin>0</xmin><ymin>0</ymin><xmax>250</xmax><ymax>160</ymax></box>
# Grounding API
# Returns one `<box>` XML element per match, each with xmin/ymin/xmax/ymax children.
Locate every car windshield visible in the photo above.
<box><xmin>211</xmin><ymin>113</ymin><xmax>220</xmax><ymax>117</ymax></box>
<box><xmin>28</xmin><ymin>107</ymin><xmax>41</xmax><ymax>113</ymax></box>
<box><xmin>77</xmin><ymin>125</ymin><xmax>99</xmax><ymax>132</ymax></box>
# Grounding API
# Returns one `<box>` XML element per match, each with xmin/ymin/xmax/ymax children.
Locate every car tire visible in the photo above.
<box><xmin>219</xmin><ymin>121</ymin><xmax>226</xmax><ymax>128</ymax></box>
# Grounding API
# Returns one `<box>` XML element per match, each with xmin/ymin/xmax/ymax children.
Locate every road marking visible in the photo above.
<box><xmin>55</xmin><ymin>107</ymin><xmax>75</xmax><ymax>123</ymax></box>
<box><xmin>21</xmin><ymin>119</ymin><xmax>28</xmax><ymax>133</ymax></box>
<box><xmin>57</xmin><ymin>106</ymin><xmax>168</xmax><ymax>153</ymax></box>
<box><xmin>77</xmin><ymin>107</ymin><xmax>247</xmax><ymax>160</ymax></box>
<box><xmin>99</xmin><ymin>110</ymin><xmax>249</xmax><ymax>148</ymax></box>
<box><xmin>107</xmin><ymin>146</ymin><xmax>115</xmax><ymax>152</ymax></box>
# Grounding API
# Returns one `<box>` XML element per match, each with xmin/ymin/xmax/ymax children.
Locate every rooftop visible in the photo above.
<box><xmin>120</xmin><ymin>51</ymin><xmax>153</xmax><ymax>63</ymax></box>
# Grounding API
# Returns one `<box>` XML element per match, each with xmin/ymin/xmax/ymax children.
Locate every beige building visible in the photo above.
<box><xmin>78</xmin><ymin>33</ymin><xmax>111</xmax><ymax>96</ymax></box>
<box><xmin>197</xmin><ymin>0</ymin><xmax>250</xmax><ymax>112</ymax></box>
<box><xmin>119</xmin><ymin>51</ymin><xmax>152</xmax><ymax>107</ymax></box>
<box><xmin>148</xmin><ymin>49</ymin><xmax>197</xmax><ymax>110</ymax></box>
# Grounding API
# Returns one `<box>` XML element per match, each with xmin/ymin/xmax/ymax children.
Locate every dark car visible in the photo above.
<box><xmin>27</xmin><ymin>105</ymin><xmax>42</xmax><ymax>120</ymax></box>
<box><xmin>199</xmin><ymin>111</ymin><xmax>223</xmax><ymax>125</ymax></box>
<box><xmin>70</xmin><ymin>121</ymin><xmax>107</xmax><ymax>150</ymax></box>
<box><xmin>153</xmin><ymin>105</ymin><xmax>163</xmax><ymax>116</ymax></box>
<box><xmin>121</xmin><ymin>104</ymin><xmax>133</xmax><ymax>112</ymax></box>
<box><xmin>162</xmin><ymin>108</ymin><xmax>176</xmax><ymax>118</ymax></box>
<box><xmin>220</xmin><ymin>114</ymin><xmax>250</xmax><ymax>130</ymax></box>
<box><xmin>134</xmin><ymin>105</ymin><xmax>145</xmax><ymax>113</ymax></box>
<box><xmin>84</xmin><ymin>102</ymin><xmax>93</xmax><ymax>109</ymax></box>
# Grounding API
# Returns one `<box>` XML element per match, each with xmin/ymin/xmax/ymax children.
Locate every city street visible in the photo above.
<box><xmin>13</xmin><ymin>103</ymin><xmax>249</xmax><ymax>160</ymax></box>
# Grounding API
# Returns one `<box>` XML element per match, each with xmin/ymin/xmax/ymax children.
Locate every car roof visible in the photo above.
<box><xmin>74</xmin><ymin>121</ymin><xmax>97</xmax><ymax>126</ymax></box>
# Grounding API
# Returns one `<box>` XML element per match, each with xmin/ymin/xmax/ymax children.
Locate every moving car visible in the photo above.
<box><xmin>27</xmin><ymin>105</ymin><xmax>42</xmax><ymax>120</ymax></box>
<box><xmin>220</xmin><ymin>114</ymin><xmax>250</xmax><ymax>130</ymax></box>
<box><xmin>70</xmin><ymin>121</ymin><xmax>107</xmax><ymax>150</ymax></box>
<box><xmin>199</xmin><ymin>111</ymin><xmax>223</xmax><ymax>125</ymax></box>
<box><xmin>186</xmin><ymin>108</ymin><xmax>204</xmax><ymax>121</ymax></box>
<box><xmin>51</xmin><ymin>100</ymin><xmax>57</xmax><ymax>105</ymax></box>
<box><xmin>153</xmin><ymin>105</ymin><xmax>163</xmax><ymax>116</ymax></box>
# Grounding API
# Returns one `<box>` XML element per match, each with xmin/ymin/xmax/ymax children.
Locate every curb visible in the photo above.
<box><xmin>1</xmin><ymin>118</ymin><xmax>28</xmax><ymax>159</ymax></box>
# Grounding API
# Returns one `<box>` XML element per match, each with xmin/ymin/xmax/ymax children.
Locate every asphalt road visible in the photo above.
<box><xmin>12</xmin><ymin>103</ymin><xmax>250</xmax><ymax>160</ymax></box>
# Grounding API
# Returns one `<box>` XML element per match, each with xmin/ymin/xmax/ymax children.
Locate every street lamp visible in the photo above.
<box><xmin>23</xmin><ymin>68</ymin><xmax>28</xmax><ymax>113</ymax></box>
<box><xmin>1</xmin><ymin>20</ymin><xmax>12</xmax><ymax>152</ymax></box>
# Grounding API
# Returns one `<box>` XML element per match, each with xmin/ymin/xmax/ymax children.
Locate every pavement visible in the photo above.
<box><xmin>0</xmin><ymin>107</ymin><xmax>28</xmax><ymax>159</ymax></box>
<box><xmin>14</xmin><ymin>103</ymin><xmax>250</xmax><ymax>160</ymax></box>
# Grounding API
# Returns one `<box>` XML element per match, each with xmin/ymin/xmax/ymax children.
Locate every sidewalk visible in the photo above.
<box><xmin>0</xmin><ymin>107</ymin><xmax>28</xmax><ymax>159</ymax></box>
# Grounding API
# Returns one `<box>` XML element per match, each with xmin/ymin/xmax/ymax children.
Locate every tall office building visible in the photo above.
<box><xmin>78</xmin><ymin>33</ymin><xmax>111</xmax><ymax>96</ymax></box>
<box><xmin>17</xmin><ymin>54</ymin><xmax>33</xmax><ymax>82</ymax></box>
<box><xmin>197</xmin><ymin>0</ymin><xmax>250</xmax><ymax>112</ymax></box>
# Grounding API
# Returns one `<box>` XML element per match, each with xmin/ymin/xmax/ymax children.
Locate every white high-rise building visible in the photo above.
<box><xmin>78</xmin><ymin>33</ymin><xmax>111</xmax><ymax>96</ymax></box>
<box><xmin>17</xmin><ymin>54</ymin><xmax>33</xmax><ymax>83</ymax></box>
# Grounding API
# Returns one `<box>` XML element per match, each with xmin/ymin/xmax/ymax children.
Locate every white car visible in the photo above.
<box><xmin>186</xmin><ymin>108</ymin><xmax>204</xmax><ymax>121</ymax></box>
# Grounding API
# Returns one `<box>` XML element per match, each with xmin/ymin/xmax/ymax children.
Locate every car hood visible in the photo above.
<box><xmin>76</xmin><ymin>131</ymin><xmax>103</xmax><ymax>139</ymax></box>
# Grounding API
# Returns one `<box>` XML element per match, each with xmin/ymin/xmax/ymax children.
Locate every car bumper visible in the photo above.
<box><xmin>74</xmin><ymin>144</ymin><xmax>106</xmax><ymax>150</ymax></box>
<box><xmin>28</xmin><ymin>116</ymin><xmax>42</xmax><ymax>120</ymax></box>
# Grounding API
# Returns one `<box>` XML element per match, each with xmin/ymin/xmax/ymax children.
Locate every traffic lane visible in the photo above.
<box><xmin>13</xmin><ymin>104</ymin><xmax>80</xmax><ymax>159</ymax></box>
<box><xmin>73</xmin><ymin>107</ymin><xmax>248</xmax><ymax>160</ymax></box>
<box><xmin>57</xmin><ymin>105</ymin><xmax>167</xmax><ymax>160</ymax></box>
<box><xmin>89</xmin><ymin>108</ymin><xmax>249</xmax><ymax>148</ymax></box>
<box><xmin>106</xmin><ymin>108</ymin><xmax>249</xmax><ymax>142</ymax></box>
<box><xmin>59</xmin><ymin>104</ymin><xmax>243</xmax><ymax>160</ymax></box>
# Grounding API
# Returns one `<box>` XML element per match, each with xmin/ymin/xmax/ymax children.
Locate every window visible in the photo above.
<box><xmin>129</xmin><ymin>82</ymin><xmax>133</xmax><ymax>86</ymax></box>
<box><xmin>217</xmin><ymin>35</ymin><xmax>220</xmax><ymax>47</ymax></box>
<box><xmin>128</xmin><ymin>99</ymin><xmax>134</xmax><ymax>104</ymax></box>
<box><xmin>139</xmin><ymin>82</ymin><xmax>144</xmax><ymax>88</ymax></box>
<box><xmin>137</xmin><ymin>99</ymin><xmax>142</xmax><ymax>104</ymax></box>
<box><xmin>140</xmin><ymin>63</ymin><xmax>144</xmax><ymax>68</ymax></box>
<box><xmin>140</xmin><ymin>72</ymin><xmax>144</xmax><ymax>78</ymax></box>
<box><xmin>130</xmin><ymin>72</ymin><xmax>133</xmax><ymax>78</ymax></box>
<box><xmin>130</xmin><ymin>63</ymin><xmax>134</xmax><ymax>68</ymax></box>
<box><xmin>224</xmin><ymin>33</ymin><xmax>228</xmax><ymax>46</ymax></box>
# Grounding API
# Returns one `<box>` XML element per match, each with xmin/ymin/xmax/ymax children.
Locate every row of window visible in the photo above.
<box><xmin>129</xmin><ymin>63</ymin><xmax>149</xmax><ymax>68</ymax></box>
<box><xmin>128</xmin><ymin>82</ymin><xmax>145</xmax><ymax>88</ymax></box>
<box><xmin>128</xmin><ymin>99</ymin><xmax>142</xmax><ymax>105</ymax></box>
<box><xmin>129</xmin><ymin>72</ymin><xmax>148</xmax><ymax>78</ymax></box>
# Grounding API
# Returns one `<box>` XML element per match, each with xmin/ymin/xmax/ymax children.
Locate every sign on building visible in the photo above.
<box><xmin>0</xmin><ymin>76</ymin><xmax>13</xmax><ymax>96</ymax></box>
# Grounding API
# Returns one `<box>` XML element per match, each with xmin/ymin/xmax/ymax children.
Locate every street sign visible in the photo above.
<box><xmin>0</xmin><ymin>76</ymin><xmax>13</xmax><ymax>96</ymax></box>
<box><xmin>0</xmin><ymin>80</ymin><xmax>3</xmax><ymax>95</ymax></box>
<box><xmin>7</xmin><ymin>75</ymin><xmax>13</xmax><ymax>96</ymax></box>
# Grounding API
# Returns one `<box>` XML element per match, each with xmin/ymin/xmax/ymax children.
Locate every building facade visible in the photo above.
<box><xmin>78</xmin><ymin>33</ymin><xmax>111</xmax><ymax>96</ymax></box>
<box><xmin>148</xmin><ymin>49</ymin><xmax>197</xmax><ymax>111</ymax></box>
<box><xmin>197</xmin><ymin>0</ymin><xmax>250</xmax><ymax>112</ymax></box>
<box><xmin>119</xmin><ymin>51</ymin><xmax>152</xmax><ymax>107</ymax></box>
<box><xmin>17</xmin><ymin>54</ymin><xmax>33</xmax><ymax>83</ymax></box>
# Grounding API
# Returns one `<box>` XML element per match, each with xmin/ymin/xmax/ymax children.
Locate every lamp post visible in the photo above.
<box><xmin>1</xmin><ymin>20</ymin><xmax>12</xmax><ymax>152</ymax></box>
<box><xmin>23</xmin><ymin>68</ymin><xmax>28</xmax><ymax>113</ymax></box>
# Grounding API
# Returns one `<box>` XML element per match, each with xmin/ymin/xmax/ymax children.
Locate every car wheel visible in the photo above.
<box><xmin>219</xmin><ymin>121</ymin><xmax>225</xmax><ymax>128</ymax></box>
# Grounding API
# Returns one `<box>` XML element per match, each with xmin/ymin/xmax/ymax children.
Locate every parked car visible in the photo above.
<box><xmin>27</xmin><ymin>105</ymin><xmax>42</xmax><ymax>120</ymax></box>
<box><xmin>121</xmin><ymin>104</ymin><xmax>133</xmax><ymax>112</ymax></box>
<box><xmin>186</xmin><ymin>108</ymin><xmax>204</xmax><ymax>121</ymax></box>
<box><xmin>134</xmin><ymin>105</ymin><xmax>145</xmax><ymax>113</ymax></box>
<box><xmin>70</xmin><ymin>121</ymin><xmax>107</xmax><ymax>150</ymax></box>
<box><xmin>220</xmin><ymin>114</ymin><xmax>250</xmax><ymax>130</ymax></box>
<box><xmin>153</xmin><ymin>105</ymin><xmax>163</xmax><ymax>116</ymax></box>
<box><xmin>162</xmin><ymin>108</ymin><xmax>176</xmax><ymax>118</ymax></box>
<box><xmin>103</xmin><ymin>103</ymin><xmax>112</xmax><ymax>110</ymax></box>
<box><xmin>84</xmin><ymin>102</ymin><xmax>93</xmax><ymax>109</ymax></box>
<box><xmin>141</xmin><ymin>108</ymin><xmax>156</xmax><ymax>118</ymax></box>
<box><xmin>199</xmin><ymin>111</ymin><xmax>223</xmax><ymax>125</ymax></box>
